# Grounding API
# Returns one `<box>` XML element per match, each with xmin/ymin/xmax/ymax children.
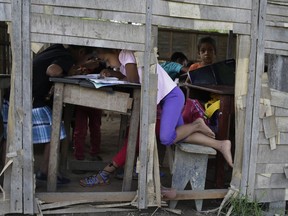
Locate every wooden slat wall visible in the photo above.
<box><xmin>265</xmin><ymin>1</ymin><xmax>288</xmax><ymax>55</ymax></box>
<box><xmin>29</xmin><ymin>0</ymin><xmax>153</xmax><ymax>50</ymax></box>
<box><xmin>2</xmin><ymin>0</ymin><xmax>288</xmax><ymax>212</ymax></box>
<box><xmin>152</xmin><ymin>0</ymin><xmax>252</xmax><ymax>35</ymax></box>
<box><xmin>255</xmin><ymin>87</ymin><xmax>288</xmax><ymax>202</ymax></box>
<box><xmin>0</xmin><ymin>1</ymin><xmax>11</xmax><ymax>21</ymax></box>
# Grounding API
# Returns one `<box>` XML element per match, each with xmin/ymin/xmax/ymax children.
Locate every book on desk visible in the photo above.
<box><xmin>50</xmin><ymin>74</ymin><xmax>140</xmax><ymax>89</ymax></box>
<box><xmin>187</xmin><ymin>59</ymin><xmax>236</xmax><ymax>86</ymax></box>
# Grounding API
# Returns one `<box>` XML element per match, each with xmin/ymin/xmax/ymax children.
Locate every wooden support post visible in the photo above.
<box><xmin>4</xmin><ymin>0</ymin><xmax>33</xmax><ymax>213</ymax></box>
<box><xmin>122</xmin><ymin>88</ymin><xmax>140</xmax><ymax>191</ymax></box>
<box><xmin>47</xmin><ymin>83</ymin><xmax>64</xmax><ymax>192</ymax></box>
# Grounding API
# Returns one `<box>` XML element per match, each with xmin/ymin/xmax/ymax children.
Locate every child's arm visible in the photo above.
<box><xmin>124</xmin><ymin>63</ymin><xmax>140</xmax><ymax>83</ymax></box>
<box><xmin>100</xmin><ymin>69</ymin><xmax>126</xmax><ymax>80</ymax></box>
<box><xmin>67</xmin><ymin>60</ymin><xmax>101</xmax><ymax>76</ymax></box>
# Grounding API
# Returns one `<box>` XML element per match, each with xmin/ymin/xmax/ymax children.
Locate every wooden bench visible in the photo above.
<box><xmin>169</xmin><ymin>143</ymin><xmax>217</xmax><ymax>211</ymax></box>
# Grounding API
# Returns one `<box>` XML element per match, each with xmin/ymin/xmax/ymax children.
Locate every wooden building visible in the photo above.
<box><xmin>0</xmin><ymin>0</ymin><xmax>288</xmax><ymax>214</ymax></box>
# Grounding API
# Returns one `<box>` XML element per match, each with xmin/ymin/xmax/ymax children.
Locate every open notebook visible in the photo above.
<box><xmin>188</xmin><ymin>59</ymin><xmax>236</xmax><ymax>86</ymax></box>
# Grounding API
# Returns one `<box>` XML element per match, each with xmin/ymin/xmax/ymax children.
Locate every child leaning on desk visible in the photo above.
<box><xmin>1</xmin><ymin>44</ymin><xmax>95</xmax><ymax>185</ymax></box>
<box><xmin>79</xmin><ymin>48</ymin><xmax>233</xmax><ymax>195</ymax></box>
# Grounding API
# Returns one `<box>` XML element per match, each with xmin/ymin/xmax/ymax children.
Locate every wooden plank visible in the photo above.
<box><xmin>247</xmin><ymin>0</ymin><xmax>267</xmax><ymax>199</ymax></box>
<box><xmin>271</xmin><ymin>89</ymin><xmax>288</xmax><ymax>109</ymax></box>
<box><xmin>276</xmin><ymin>117</ymin><xmax>288</xmax><ymax>132</ymax></box>
<box><xmin>154</xmin><ymin>1</ymin><xmax>251</xmax><ymax>24</ymax></box>
<box><xmin>235</xmin><ymin>35</ymin><xmax>250</xmax><ymax>98</ymax></box>
<box><xmin>255</xmin><ymin>173</ymin><xmax>271</xmax><ymax>189</ymax></box>
<box><xmin>0</xmin><ymin>199</ymin><xmax>10</xmax><ymax>215</ymax></box>
<box><xmin>263</xmin><ymin>115</ymin><xmax>278</xmax><ymax>139</ymax></box>
<box><xmin>31</xmin><ymin>4</ymin><xmax>146</xmax><ymax>24</ymax></box>
<box><xmin>275</xmin><ymin>107</ymin><xmax>288</xmax><ymax>116</ymax></box>
<box><xmin>31</xmin><ymin>33</ymin><xmax>145</xmax><ymax>51</ymax></box>
<box><xmin>153</xmin><ymin>137</ymin><xmax>161</xmax><ymax>206</ymax></box>
<box><xmin>265</xmin><ymin>41</ymin><xmax>288</xmax><ymax>53</ymax></box>
<box><xmin>21</xmin><ymin>0</ymin><xmax>34</xmax><ymax>214</ymax></box>
<box><xmin>7</xmin><ymin>0</ymin><xmax>24</xmax><ymax>212</ymax></box>
<box><xmin>256</xmin><ymin>163</ymin><xmax>287</xmax><ymax>174</ymax></box>
<box><xmin>31</xmin><ymin>0</ymin><xmax>146</xmax><ymax>14</ymax></box>
<box><xmin>36</xmin><ymin>192</ymin><xmax>137</xmax><ymax>203</ymax></box>
<box><xmin>257</xmin><ymin>145</ymin><xmax>288</xmax><ymax>163</ymax></box>
<box><xmin>266</xmin><ymin>20</ymin><xmax>288</xmax><ymax>28</ymax></box>
<box><xmin>265</xmin><ymin>48</ymin><xmax>288</xmax><ymax>56</ymax></box>
<box><xmin>266</xmin><ymin>14</ymin><xmax>288</xmax><ymax>23</ymax></box>
<box><xmin>261</xmin><ymin>85</ymin><xmax>272</xmax><ymax>100</ymax></box>
<box><xmin>138</xmin><ymin>0</ymin><xmax>153</xmax><ymax>208</ymax></box>
<box><xmin>267</xmin><ymin>2</ymin><xmax>288</xmax><ymax>17</ymax></box>
<box><xmin>42</xmin><ymin>207</ymin><xmax>137</xmax><ymax>215</ymax></box>
<box><xmin>35</xmin><ymin>189</ymin><xmax>227</xmax><ymax>203</ymax></box>
<box><xmin>256</xmin><ymin>173</ymin><xmax>288</xmax><ymax>189</ymax></box>
<box><xmin>47</xmin><ymin>83</ymin><xmax>64</xmax><ymax>192</ymax></box>
<box><xmin>162</xmin><ymin>0</ymin><xmax>252</xmax><ymax>9</ymax></box>
<box><xmin>31</xmin><ymin>0</ymin><xmax>252</xmax><ymax>11</ymax></box>
<box><xmin>240</xmin><ymin>0</ymin><xmax>259</xmax><ymax>196</ymax></box>
<box><xmin>231</xmin><ymin>35</ymin><xmax>250</xmax><ymax>190</ymax></box>
<box><xmin>0</xmin><ymin>2</ymin><xmax>11</xmax><ymax>21</ymax></box>
<box><xmin>259</xmin><ymin>132</ymin><xmax>288</xmax><ymax>145</ymax></box>
<box><xmin>230</xmin><ymin>109</ymin><xmax>245</xmax><ymax>188</ymax></box>
<box><xmin>63</xmin><ymin>85</ymin><xmax>132</xmax><ymax>114</ymax></box>
<box><xmin>122</xmin><ymin>89</ymin><xmax>140</xmax><ymax>191</ymax></box>
<box><xmin>255</xmin><ymin>188</ymin><xmax>286</xmax><ymax>202</ymax></box>
<box><xmin>265</xmin><ymin>26</ymin><xmax>288</xmax><ymax>44</ymax></box>
<box><xmin>170</xmin><ymin>189</ymin><xmax>228</xmax><ymax>200</ymax></box>
<box><xmin>153</xmin><ymin>15</ymin><xmax>251</xmax><ymax>35</ymax></box>
<box><xmin>30</xmin><ymin>14</ymin><xmax>149</xmax><ymax>45</ymax></box>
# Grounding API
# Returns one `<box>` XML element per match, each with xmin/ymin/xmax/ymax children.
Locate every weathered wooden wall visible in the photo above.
<box><xmin>0</xmin><ymin>0</ymin><xmax>288</xmax><ymax>214</ymax></box>
<box><xmin>255</xmin><ymin>76</ymin><xmax>288</xmax><ymax>202</ymax></box>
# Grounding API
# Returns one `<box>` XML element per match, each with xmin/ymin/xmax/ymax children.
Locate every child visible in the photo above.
<box><xmin>79</xmin><ymin>48</ymin><xmax>233</xmax><ymax>189</ymax></box>
<box><xmin>189</xmin><ymin>36</ymin><xmax>216</xmax><ymax>71</ymax></box>
<box><xmin>73</xmin><ymin>106</ymin><xmax>102</xmax><ymax>161</ymax></box>
<box><xmin>187</xmin><ymin>36</ymin><xmax>220</xmax><ymax>132</ymax></box>
<box><xmin>2</xmin><ymin>44</ymin><xmax>95</xmax><ymax>184</ymax></box>
<box><xmin>72</xmin><ymin>60</ymin><xmax>106</xmax><ymax>161</ymax></box>
<box><xmin>160</xmin><ymin>52</ymin><xmax>189</xmax><ymax>81</ymax></box>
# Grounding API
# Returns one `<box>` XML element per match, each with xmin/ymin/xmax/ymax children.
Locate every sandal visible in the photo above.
<box><xmin>79</xmin><ymin>170</ymin><xmax>111</xmax><ymax>187</ymax></box>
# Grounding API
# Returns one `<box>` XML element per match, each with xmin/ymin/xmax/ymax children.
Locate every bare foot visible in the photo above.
<box><xmin>193</xmin><ymin>118</ymin><xmax>215</xmax><ymax>138</ymax></box>
<box><xmin>219</xmin><ymin>140</ymin><xmax>233</xmax><ymax>168</ymax></box>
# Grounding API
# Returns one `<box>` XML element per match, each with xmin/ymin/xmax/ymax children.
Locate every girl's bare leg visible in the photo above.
<box><xmin>192</xmin><ymin>118</ymin><xmax>215</xmax><ymax>138</ymax></box>
<box><xmin>175</xmin><ymin>118</ymin><xmax>215</xmax><ymax>143</ymax></box>
<box><xmin>183</xmin><ymin>132</ymin><xmax>233</xmax><ymax>168</ymax></box>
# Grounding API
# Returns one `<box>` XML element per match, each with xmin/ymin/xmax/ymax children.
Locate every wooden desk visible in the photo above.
<box><xmin>182</xmin><ymin>83</ymin><xmax>234</xmax><ymax>188</ymax></box>
<box><xmin>47</xmin><ymin>79</ymin><xmax>140</xmax><ymax>192</ymax></box>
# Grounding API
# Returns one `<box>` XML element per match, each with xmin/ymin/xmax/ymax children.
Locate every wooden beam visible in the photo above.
<box><xmin>35</xmin><ymin>189</ymin><xmax>227</xmax><ymax>203</ymax></box>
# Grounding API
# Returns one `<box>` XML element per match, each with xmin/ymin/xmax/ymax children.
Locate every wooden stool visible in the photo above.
<box><xmin>169</xmin><ymin>143</ymin><xmax>217</xmax><ymax>211</ymax></box>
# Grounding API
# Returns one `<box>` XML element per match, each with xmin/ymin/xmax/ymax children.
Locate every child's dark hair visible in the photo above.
<box><xmin>170</xmin><ymin>52</ymin><xmax>188</xmax><ymax>63</ymax></box>
<box><xmin>68</xmin><ymin>45</ymin><xmax>95</xmax><ymax>54</ymax></box>
<box><xmin>197</xmin><ymin>36</ymin><xmax>217</xmax><ymax>54</ymax></box>
<box><xmin>94</xmin><ymin>47</ymin><xmax>120</xmax><ymax>56</ymax></box>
